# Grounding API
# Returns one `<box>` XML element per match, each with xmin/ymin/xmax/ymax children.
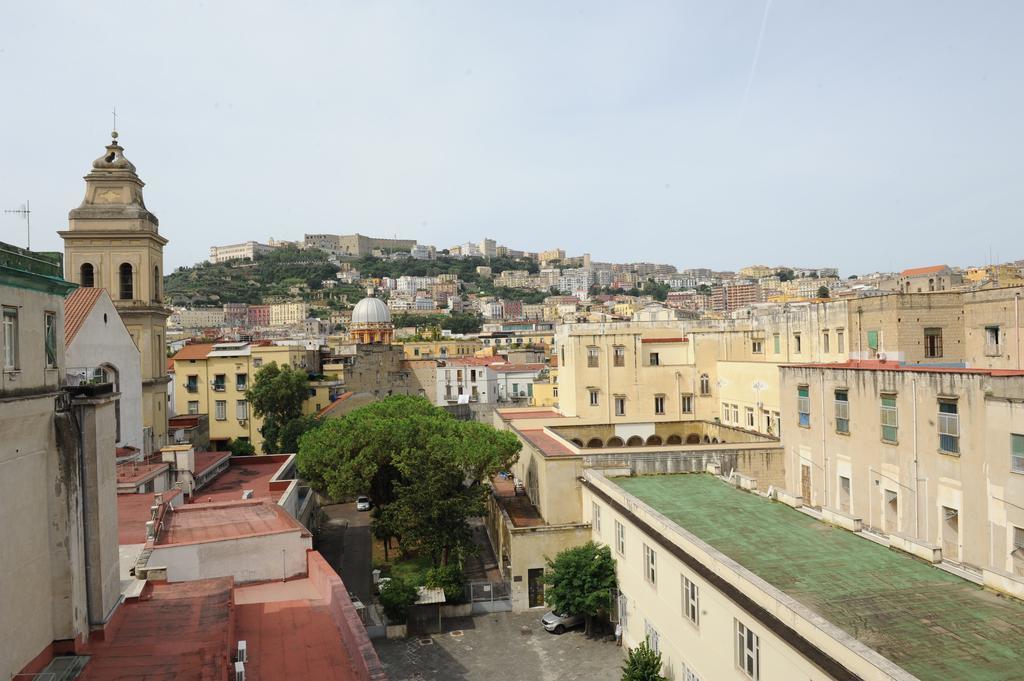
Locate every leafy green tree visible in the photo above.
<box><xmin>777</xmin><ymin>268</ymin><xmax>795</xmax><ymax>282</ymax></box>
<box><xmin>621</xmin><ymin>638</ymin><xmax>666</xmax><ymax>681</ymax></box>
<box><xmin>246</xmin><ymin>362</ymin><xmax>311</xmax><ymax>453</ymax></box>
<box><xmin>296</xmin><ymin>395</ymin><xmax>521</xmax><ymax>565</ymax></box>
<box><xmin>543</xmin><ymin>541</ymin><xmax>617</xmax><ymax>635</ymax></box>
<box><xmin>425</xmin><ymin>564</ymin><xmax>466</xmax><ymax>603</ymax></box>
<box><xmin>227</xmin><ymin>438</ymin><xmax>256</xmax><ymax>456</ymax></box>
<box><xmin>378</xmin><ymin>577</ymin><xmax>419</xmax><ymax>624</ymax></box>
<box><xmin>817</xmin><ymin>285</ymin><xmax>830</xmax><ymax>299</ymax></box>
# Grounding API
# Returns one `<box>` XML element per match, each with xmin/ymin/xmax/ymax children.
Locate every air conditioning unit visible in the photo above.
<box><xmin>234</xmin><ymin>661</ymin><xmax>246</xmax><ymax>681</ymax></box>
<box><xmin>237</xmin><ymin>640</ymin><xmax>247</xmax><ymax>663</ymax></box>
<box><xmin>238</xmin><ymin>418</ymin><xmax>248</xmax><ymax>425</ymax></box>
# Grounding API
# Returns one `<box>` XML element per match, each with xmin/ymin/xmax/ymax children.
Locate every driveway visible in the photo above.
<box><xmin>316</xmin><ymin>502</ymin><xmax>373</xmax><ymax>605</ymax></box>
<box><xmin>374</xmin><ymin>611</ymin><xmax>624</xmax><ymax>681</ymax></box>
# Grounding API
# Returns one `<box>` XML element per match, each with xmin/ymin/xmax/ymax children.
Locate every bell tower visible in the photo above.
<box><xmin>59</xmin><ymin>131</ymin><xmax>170</xmax><ymax>451</ymax></box>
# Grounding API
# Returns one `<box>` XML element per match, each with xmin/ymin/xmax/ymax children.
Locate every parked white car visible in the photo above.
<box><xmin>541</xmin><ymin>611</ymin><xmax>584</xmax><ymax>634</ymax></box>
<box><xmin>356</xmin><ymin>496</ymin><xmax>372</xmax><ymax>511</ymax></box>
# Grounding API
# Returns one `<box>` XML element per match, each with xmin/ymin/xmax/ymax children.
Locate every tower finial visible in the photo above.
<box><xmin>112</xmin><ymin>105</ymin><xmax>118</xmax><ymax>140</ymax></box>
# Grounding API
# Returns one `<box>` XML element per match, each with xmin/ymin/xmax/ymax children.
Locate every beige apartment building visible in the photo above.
<box><xmin>779</xmin><ymin>361</ymin><xmax>1024</xmax><ymax>595</ymax></box>
<box><xmin>583</xmin><ymin>470</ymin><xmax>1024</xmax><ymax>681</ymax></box>
<box><xmin>269</xmin><ymin>301</ymin><xmax>310</xmax><ymax>326</ymax></box>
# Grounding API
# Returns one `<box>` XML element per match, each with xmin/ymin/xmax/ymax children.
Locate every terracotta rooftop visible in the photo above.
<box><xmin>497</xmin><ymin>408</ymin><xmax>563</xmax><ymax>421</ymax></box>
<box><xmin>518</xmin><ymin>428</ymin><xmax>577</xmax><ymax>457</ymax></box>
<box><xmin>64</xmin><ymin>287</ymin><xmax>106</xmax><ymax>345</ymax></box>
<box><xmin>116</xmin><ymin>461</ymin><xmax>169</xmax><ymax>486</ymax></box>
<box><xmin>783</xmin><ymin>359</ymin><xmax>1024</xmax><ymax>377</ymax></box>
<box><xmin>170</xmin><ymin>342</ymin><xmax>216</xmax><ymax>361</ymax></box>
<box><xmin>900</xmin><ymin>264</ymin><xmax>948</xmax><ymax>277</ymax></box>
<box><xmin>79</xmin><ymin>577</ymin><xmax>233</xmax><ymax>681</ymax></box>
<box><xmin>318</xmin><ymin>391</ymin><xmax>354</xmax><ymax>417</ymax></box>
<box><xmin>491</xmin><ymin>477</ymin><xmax>545</xmax><ymax>527</ymax></box>
<box><xmin>194</xmin><ymin>450</ymin><xmax>231</xmax><ymax>477</ymax></box>
<box><xmin>157</xmin><ymin>499</ymin><xmax>302</xmax><ymax>546</ymax></box>
<box><xmin>489</xmin><ymin>363</ymin><xmax>547</xmax><ymax>373</ymax></box>
<box><xmin>117</xmin><ymin>489</ymin><xmax>182</xmax><ymax>545</ymax></box>
<box><xmin>194</xmin><ymin>456</ymin><xmax>290</xmax><ymax>504</ymax></box>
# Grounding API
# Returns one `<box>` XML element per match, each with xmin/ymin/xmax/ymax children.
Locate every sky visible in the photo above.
<box><xmin>1</xmin><ymin>1</ymin><xmax>1022</xmax><ymax>275</ymax></box>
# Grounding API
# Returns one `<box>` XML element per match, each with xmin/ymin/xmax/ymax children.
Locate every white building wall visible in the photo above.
<box><xmin>148</xmin><ymin>530</ymin><xmax>311</xmax><ymax>583</ymax></box>
<box><xmin>66</xmin><ymin>293</ymin><xmax>144</xmax><ymax>450</ymax></box>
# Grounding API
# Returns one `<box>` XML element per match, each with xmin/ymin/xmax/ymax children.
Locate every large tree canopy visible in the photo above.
<box><xmin>246</xmin><ymin>361</ymin><xmax>311</xmax><ymax>453</ymax></box>
<box><xmin>544</xmin><ymin>541</ymin><xmax>617</xmax><ymax>635</ymax></box>
<box><xmin>297</xmin><ymin>395</ymin><xmax>521</xmax><ymax>565</ymax></box>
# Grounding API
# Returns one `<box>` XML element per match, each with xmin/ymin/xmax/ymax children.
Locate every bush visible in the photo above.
<box><xmin>425</xmin><ymin>563</ymin><xmax>465</xmax><ymax>603</ymax></box>
<box><xmin>227</xmin><ymin>438</ymin><xmax>256</xmax><ymax>456</ymax></box>
<box><xmin>621</xmin><ymin>638</ymin><xmax>666</xmax><ymax>681</ymax></box>
<box><xmin>379</xmin><ymin>577</ymin><xmax>419</xmax><ymax>624</ymax></box>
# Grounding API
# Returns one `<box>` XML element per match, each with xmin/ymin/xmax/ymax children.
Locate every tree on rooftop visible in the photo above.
<box><xmin>817</xmin><ymin>285</ymin><xmax>831</xmax><ymax>299</ymax></box>
<box><xmin>543</xmin><ymin>541</ymin><xmax>617</xmax><ymax>636</ymax></box>
<box><xmin>296</xmin><ymin>395</ymin><xmax>521</xmax><ymax>566</ymax></box>
<box><xmin>621</xmin><ymin>638</ymin><xmax>666</xmax><ymax>681</ymax></box>
<box><xmin>246</xmin><ymin>362</ymin><xmax>311</xmax><ymax>453</ymax></box>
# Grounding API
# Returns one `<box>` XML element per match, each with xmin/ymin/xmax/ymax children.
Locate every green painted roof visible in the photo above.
<box><xmin>614</xmin><ymin>474</ymin><xmax>1024</xmax><ymax>681</ymax></box>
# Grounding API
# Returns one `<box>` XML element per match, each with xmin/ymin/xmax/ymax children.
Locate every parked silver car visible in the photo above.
<box><xmin>541</xmin><ymin>611</ymin><xmax>584</xmax><ymax>634</ymax></box>
<box><xmin>355</xmin><ymin>496</ymin><xmax>372</xmax><ymax>511</ymax></box>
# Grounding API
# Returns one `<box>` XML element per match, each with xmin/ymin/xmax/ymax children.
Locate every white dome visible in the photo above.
<box><xmin>351</xmin><ymin>296</ymin><xmax>391</xmax><ymax>325</ymax></box>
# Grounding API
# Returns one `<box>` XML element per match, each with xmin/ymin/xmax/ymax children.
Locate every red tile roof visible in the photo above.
<box><xmin>166</xmin><ymin>358</ymin><xmax>175</xmax><ymax>373</ymax></box>
<box><xmin>498</xmin><ymin>408</ymin><xmax>563</xmax><ymax>420</ymax></box>
<box><xmin>116</xmin><ymin>461</ymin><xmax>169</xmax><ymax>486</ymax></box>
<box><xmin>194</xmin><ymin>456</ymin><xmax>289</xmax><ymax>504</ymax></box>
<box><xmin>64</xmin><ymin>287</ymin><xmax>106</xmax><ymax>345</ymax></box>
<box><xmin>518</xmin><ymin>428</ymin><xmax>577</xmax><ymax>457</ymax></box>
<box><xmin>193</xmin><ymin>450</ymin><xmax>231</xmax><ymax>477</ymax></box>
<box><xmin>157</xmin><ymin>500</ymin><xmax>302</xmax><ymax>546</ymax></box>
<box><xmin>900</xmin><ymin>264</ymin><xmax>948</xmax><ymax>277</ymax></box>
<box><xmin>79</xmin><ymin>578</ymin><xmax>233</xmax><ymax>681</ymax></box>
<box><xmin>117</xmin><ymin>489</ymin><xmax>182</xmax><ymax>544</ymax></box>
<box><xmin>783</xmin><ymin>360</ymin><xmax>1024</xmax><ymax>376</ymax></box>
<box><xmin>171</xmin><ymin>343</ymin><xmax>216</xmax><ymax>361</ymax></box>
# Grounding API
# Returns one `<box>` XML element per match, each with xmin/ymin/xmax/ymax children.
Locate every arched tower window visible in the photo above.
<box><xmin>80</xmin><ymin>263</ymin><xmax>95</xmax><ymax>288</ymax></box>
<box><xmin>153</xmin><ymin>265</ymin><xmax>160</xmax><ymax>302</ymax></box>
<box><xmin>699</xmin><ymin>373</ymin><xmax>711</xmax><ymax>396</ymax></box>
<box><xmin>119</xmin><ymin>263</ymin><xmax>134</xmax><ymax>300</ymax></box>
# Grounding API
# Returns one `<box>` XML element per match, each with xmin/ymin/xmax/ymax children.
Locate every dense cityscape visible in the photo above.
<box><xmin>4</xmin><ymin>4</ymin><xmax>1024</xmax><ymax>681</ymax></box>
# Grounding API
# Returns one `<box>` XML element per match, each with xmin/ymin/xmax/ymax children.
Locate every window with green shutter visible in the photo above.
<box><xmin>1011</xmin><ymin>434</ymin><xmax>1024</xmax><ymax>474</ymax></box>
<box><xmin>798</xmin><ymin>386</ymin><xmax>810</xmax><ymax>427</ymax></box>
<box><xmin>881</xmin><ymin>395</ymin><xmax>898</xmax><ymax>443</ymax></box>
<box><xmin>867</xmin><ymin>330</ymin><xmax>879</xmax><ymax>351</ymax></box>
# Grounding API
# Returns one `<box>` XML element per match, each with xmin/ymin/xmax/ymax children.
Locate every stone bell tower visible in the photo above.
<box><xmin>59</xmin><ymin>131</ymin><xmax>170</xmax><ymax>451</ymax></box>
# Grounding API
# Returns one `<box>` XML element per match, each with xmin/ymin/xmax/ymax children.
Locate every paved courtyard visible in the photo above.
<box><xmin>374</xmin><ymin>611</ymin><xmax>625</xmax><ymax>681</ymax></box>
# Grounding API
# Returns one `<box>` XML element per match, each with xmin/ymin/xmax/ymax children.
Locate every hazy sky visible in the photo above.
<box><xmin>2</xmin><ymin>1</ymin><xmax>1022</xmax><ymax>275</ymax></box>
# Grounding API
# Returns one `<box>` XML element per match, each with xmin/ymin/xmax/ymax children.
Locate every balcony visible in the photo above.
<box><xmin>184</xmin><ymin>383</ymin><xmax>199</xmax><ymax>393</ymax></box>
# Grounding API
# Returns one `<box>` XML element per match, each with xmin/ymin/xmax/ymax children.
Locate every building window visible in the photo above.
<box><xmin>985</xmin><ymin>325</ymin><xmax>1001</xmax><ymax>356</ymax></box>
<box><xmin>615</xmin><ymin>396</ymin><xmax>626</xmax><ymax>417</ymax></box>
<box><xmin>682</xmin><ymin>575</ymin><xmax>699</xmax><ymax>627</ymax></box>
<box><xmin>592</xmin><ymin>501</ymin><xmax>601</xmax><ymax>533</ymax></box>
<box><xmin>613</xmin><ymin>345</ymin><xmax>625</xmax><ymax>367</ymax></box>
<box><xmin>938</xmin><ymin>399</ymin><xmax>960</xmax><ymax>454</ymax></box>
<box><xmin>880</xmin><ymin>394</ymin><xmax>898</xmax><ymax>443</ymax></box>
<box><xmin>722</xmin><ymin>403</ymin><xmax>730</xmax><ymax>422</ymax></box>
<box><xmin>683</xmin><ymin>663</ymin><xmax>703</xmax><ymax>681</ymax></box>
<box><xmin>837</xmin><ymin>328</ymin><xmax>845</xmax><ymax>353</ymax></box>
<box><xmin>924</xmin><ymin>328</ymin><xmax>943</xmax><ymax>358</ymax></box>
<box><xmin>745</xmin><ymin>407</ymin><xmax>755</xmax><ymax>428</ymax></box>
<box><xmin>185</xmin><ymin>374</ymin><xmax>198</xmax><ymax>393</ymax></box>
<box><xmin>736</xmin><ymin>620</ymin><xmax>760</xmax><ymax>680</ymax></box>
<box><xmin>153</xmin><ymin>266</ymin><xmax>161</xmax><ymax>301</ymax></box>
<box><xmin>681</xmin><ymin>394</ymin><xmax>693</xmax><ymax>414</ymax></box>
<box><xmin>236</xmin><ymin>400</ymin><xmax>248</xmax><ymax>420</ymax></box>
<box><xmin>589</xmin><ymin>389</ymin><xmax>599</xmax><ymax>406</ymax></box>
<box><xmin>1013</xmin><ymin>434</ymin><xmax>1024</xmax><ymax>474</ymax></box>
<box><xmin>793</xmin><ymin>333</ymin><xmax>802</xmax><ymax>354</ymax></box>
<box><xmin>215</xmin><ymin>400</ymin><xmax>227</xmax><ymax>420</ymax></box>
<box><xmin>834</xmin><ymin>390</ymin><xmax>849</xmax><ymax>434</ymax></box>
<box><xmin>822</xmin><ymin>331</ymin><xmax>830</xmax><ymax>354</ymax></box>
<box><xmin>587</xmin><ymin>346</ymin><xmax>599</xmax><ymax>368</ymax></box>
<box><xmin>772</xmin><ymin>333</ymin><xmax>780</xmax><ymax>354</ymax></box>
<box><xmin>699</xmin><ymin>373</ymin><xmax>710</xmax><ymax>396</ymax></box>
<box><xmin>187</xmin><ymin>400</ymin><xmax>199</xmax><ymax>415</ymax></box>
<box><xmin>654</xmin><ymin>395</ymin><xmax>665</xmax><ymax>415</ymax></box>
<box><xmin>752</xmin><ymin>339</ymin><xmax>763</xmax><ymax>354</ymax></box>
<box><xmin>236</xmin><ymin>373</ymin><xmax>247</xmax><ymax>391</ymax></box>
<box><xmin>44</xmin><ymin>311</ymin><xmax>57</xmax><ymax>368</ymax></box>
<box><xmin>867</xmin><ymin>329</ymin><xmax>880</xmax><ymax>352</ymax></box>
<box><xmin>119</xmin><ymin>262</ymin><xmax>134</xmax><ymax>300</ymax></box>
<box><xmin>644</xmin><ymin>620</ymin><xmax>660</xmax><ymax>654</ymax></box>
<box><xmin>80</xmin><ymin>262</ymin><xmax>95</xmax><ymax>287</ymax></box>
<box><xmin>732</xmin><ymin>404</ymin><xmax>739</xmax><ymax>423</ymax></box>
<box><xmin>839</xmin><ymin>475</ymin><xmax>851</xmax><ymax>512</ymax></box>
<box><xmin>797</xmin><ymin>386</ymin><xmax>810</xmax><ymax>427</ymax></box>
<box><xmin>3</xmin><ymin>307</ymin><xmax>18</xmax><ymax>370</ymax></box>
<box><xmin>213</xmin><ymin>374</ymin><xmax>226</xmax><ymax>391</ymax></box>
<box><xmin>1013</xmin><ymin>525</ymin><xmax>1024</xmax><ymax>555</ymax></box>
<box><xmin>253</xmin><ymin>357</ymin><xmax>263</xmax><ymax>368</ymax></box>
<box><xmin>643</xmin><ymin>544</ymin><xmax>657</xmax><ymax>585</ymax></box>
<box><xmin>649</xmin><ymin>352</ymin><xmax>660</xmax><ymax>366</ymax></box>
<box><xmin>615</xmin><ymin>519</ymin><xmax>625</xmax><ymax>555</ymax></box>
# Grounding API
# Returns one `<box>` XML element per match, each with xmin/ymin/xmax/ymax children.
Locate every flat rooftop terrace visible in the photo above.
<box><xmin>614</xmin><ymin>474</ymin><xmax>1024</xmax><ymax>681</ymax></box>
<box><xmin>158</xmin><ymin>500</ymin><xmax>301</xmax><ymax>545</ymax></box>
<box><xmin>195</xmin><ymin>457</ymin><xmax>286</xmax><ymax>503</ymax></box>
